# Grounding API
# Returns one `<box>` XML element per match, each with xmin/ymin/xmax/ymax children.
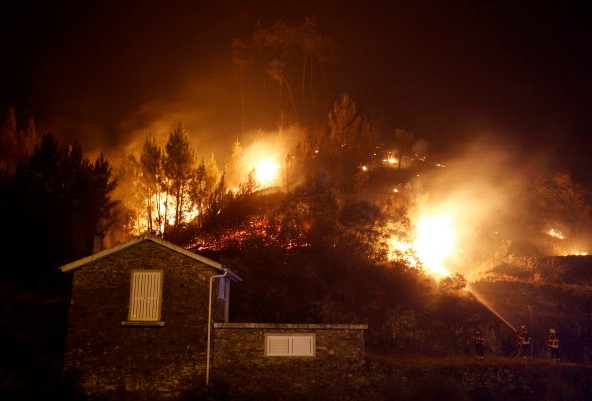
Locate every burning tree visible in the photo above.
<box><xmin>140</xmin><ymin>133</ymin><xmax>163</xmax><ymax>233</ymax></box>
<box><xmin>113</xmin><ymin>124</ymin><xmax>223</xmax><ymax>238</ymax></box>
<box><xmin>189</xmin><ymin>154</ymin><xmax>220</xmax><ymax>229</ymax></box>
<box><xmin>225</xmin><ymin>139</ymin><xmax>247</xmax><ymax>192</ymax></box>
<box><xmin>164</xmin><ymin>123</ymin><xmax>195</xmax><ymax>230</ymax></box>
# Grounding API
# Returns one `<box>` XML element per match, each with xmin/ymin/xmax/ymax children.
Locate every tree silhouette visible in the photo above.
<box><xmin>327</xmin><ymin>93</ymin><xmax>361</xmax><ymax>157</ymax></box>
<box><xmin>238</xmin><ymin>167</ymin><xmax>259</xmax><ymax>197</ymax></box>
<box><xmin>112</xmin><ymin>152</ymin><xmax>145</xmax><ymax>239</ymax></box>
<box><xmin>231</xmin><ymin>16</ymin><xmax>335</xmax><ymax>127</ymax></box>
<box><xmin>393</xmin><ymin>128</ymin><xmax>414</xmax><ymax>169</ymax></box>
<box><xmin>140</xmin><ymin>133</ymin><xmax>163</xmax><ymax>233</ymax></box>
<box><xmin>297</xmin><ymin>14</ymin><xmax>335</xmax><ymax>113</ymax></box>
<box><xmin>164</xmin><ymin>123</ymin><xmax>195</xmax><ymax>230</ymax></box>
<box><xmin>224</xmin><ymin>139</ymin><xmax>246</xmax><ymax>191</ymax></box>
<box><xmin>1</xmin><ymin>132</ymin><xmax>118</xmax><ymax>279</ymax></box>
<box><xmin>204</xmin><ymin>172</ymin><xmax>228</xmax><ymax>225</ymax></box>
<box><xmin>189</xmin><ymin>154</ymin><xmax>220</xmax><ymax>229</ymax></box>
<box><xmin>0</xmin><ymin>106</ymin><xmax>39</xmax><ymax>175</ymax></box>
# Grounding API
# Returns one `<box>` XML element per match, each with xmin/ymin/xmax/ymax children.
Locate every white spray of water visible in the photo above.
<box><xmin>466</xmin><ymin>284</ymin><xmax>517</xmax><ymax>333</ymax></box>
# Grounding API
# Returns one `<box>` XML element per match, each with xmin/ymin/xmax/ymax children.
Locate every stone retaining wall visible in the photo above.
<box><xmin>211</xmin><ymin>323</ymin><xmax>368</xmax><ymax>399</ymax></box>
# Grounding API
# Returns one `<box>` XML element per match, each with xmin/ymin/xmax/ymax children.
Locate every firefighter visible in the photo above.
<box><xmin>547</xmin><ymin>328</ymin><xmax>561</xmax><ymax>363</ymax></box>
<box><xmin>474</xmin><ymin>328</ymin><xmax>486</xmax><ymax>361</ymax></box>
<box><xmin>516</xmin><ymin>324</ymin><xmax>532</xmax><ymax>358</ymax></box>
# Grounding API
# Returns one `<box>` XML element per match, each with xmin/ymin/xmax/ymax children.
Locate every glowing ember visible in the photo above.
<box><xmin>362</xmin><ymin>165</ymin><xmax>368</xmax><ymax>171</ymax></box>
<box><xmin>255</xmin><ymin>159</ymin><xmax>279</xmax><ymax>186</ymax></box>
<box><xmin>196</xmin><ymin>216</ymin><xmax>310</xmax><ymax>252</ymax></box>
<box><xmin>548</xmin><ymin>228</ymin><xmax>564</xmax><ymax>239</ymax></box>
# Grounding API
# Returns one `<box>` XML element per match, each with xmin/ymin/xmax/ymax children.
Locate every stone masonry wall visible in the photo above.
<box><xmin>63</xmin><ymin>240</ymin><xmax>227</xmax><ymax>401</ymax></box>
<box><xmin>211</xmin><ymin>323</ymin><xmax>368</xmax><ymax>400</ymax></box>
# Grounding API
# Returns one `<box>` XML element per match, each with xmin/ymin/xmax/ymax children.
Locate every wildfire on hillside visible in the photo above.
<box><xmin>119</xmin><ymin>131</ymin><xmax>591</xmax><ymax>282</ymax></box>
<box><xmin>196</xmin><ymin>216</ymin><xmax>310</xmax><ymax>252</ymax></box>
<box><xmin>545</xmin><ymin>228</ymin><xmax>590</xmax><ymax>256</ymax></box>
<box><xmin>254</xmin><ymin>159</ymin><xmax>280</xmax><ymax>186</ymax></box>
<box><xmin>388</xmin><ymin>211</ymin><xmax>456</xmax><ymax>279</ymax></box>
<box><xmin>134</xmin><ymin>194</ymin><xmax>201</xmax><ymax>235</ymax></box>
<box><xmin>547</xmin><ymin>228</ymin><xmax>564</xmax><ymax>240</ymax></box>
<box><xmin>237</xmin><ymin>134</ymin><xmax>293</xmax><ymax>190</ymax></box>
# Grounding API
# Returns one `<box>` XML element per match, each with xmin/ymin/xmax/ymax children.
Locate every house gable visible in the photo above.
<box><xmin>59</xmin><ymin>233</ymin><xmax>241</xmax><ymax>283</ymax></box>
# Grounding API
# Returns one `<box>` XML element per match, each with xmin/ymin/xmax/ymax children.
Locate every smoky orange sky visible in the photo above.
<box><xmin>1</xmin><ymin>0</ymin><xmax>591</xmax><ymax>184</ymax></box>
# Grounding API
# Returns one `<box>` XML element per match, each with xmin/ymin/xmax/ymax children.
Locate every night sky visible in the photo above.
<box><xmin>1</xmin><ymin>0</ymin><xmax>591</xmax><ymax>184</ymax></box>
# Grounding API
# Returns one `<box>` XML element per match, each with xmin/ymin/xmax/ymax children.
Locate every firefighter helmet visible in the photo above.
<box><xmin>549</xmin><ymin>328</ymin><xmax>556</xmax><ymax>334</ymax></box>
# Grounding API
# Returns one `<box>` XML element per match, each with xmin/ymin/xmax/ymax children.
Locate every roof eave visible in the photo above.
<box><xmin>59</xmin><ymin>233</ymin><xmax>242</xmax><ymax>282</ymax></box>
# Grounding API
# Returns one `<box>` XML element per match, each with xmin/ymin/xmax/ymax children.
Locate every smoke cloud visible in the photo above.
<box><xmin>410</xmin><ymin>132</ymin><xmax>586</xmax><ymax>277</ymax></box>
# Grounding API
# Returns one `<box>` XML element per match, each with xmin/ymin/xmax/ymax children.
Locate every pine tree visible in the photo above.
<box><xmin>140</xmin><ymin>134</ymin><xmax>162</xmax><ymax>233</ymax></box>
<box><xmin>164</xmin><ymin>123</ymin><xmax>195</xmax><ymax>229</ymax></box>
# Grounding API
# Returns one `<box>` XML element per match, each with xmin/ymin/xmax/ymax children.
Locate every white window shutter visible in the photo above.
<box><xmin>268</xmin><ymin>336</ymin><xmax>290</xmax><ymax>355</ymax></box>
<box><xmin>129</xmin><ymin>271</ymin><xmax>162</xmax><ymax>321</ymax></box>
<box><xmin>266</xmin><ymin>334</ymin><xmax>315</xmax><ymax>356</ymax></box>
<box><xmin>291</xmin><ymin>336</ymin><xmax>313</xmax><ymax>356</ymax></box>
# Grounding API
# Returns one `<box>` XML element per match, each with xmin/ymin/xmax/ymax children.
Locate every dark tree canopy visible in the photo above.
<box><xmin>0</xmin><ymin>132</ymin><xmax>118</xmax><ymax>282</ymax></box>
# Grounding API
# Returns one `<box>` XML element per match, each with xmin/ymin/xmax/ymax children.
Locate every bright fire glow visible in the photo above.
<box><xmin>134</xmin><ymin>193</ymin><xmax>200</xmax><ymax>235</ymax></box>
<box><xmin>388</xmin><ymin>237</ymin><xmax>419</xmax><ymax>268</ymax></box>
<box><xmin>388</xmin><ymin>212</ymin><xmax>455</xmax><ymax>279</ymax></box>
<box><xmin>414</xmin><ymin>214</ymin><xmax>455</xmax><ymax>277</ymax></box>
<box><xmin>548</xmin><ymin>228</ymin><xmax>564</xmax><ymax>240</ymax></box>
<box><xmin>254</xmin><ymin>159</ymin><xmax>279</xmax><ymax>186</ymax></box>
<box><xmin>240</xmin><ymin>132</ymin><xmax>294</xmax><ymax>189</ymax></box>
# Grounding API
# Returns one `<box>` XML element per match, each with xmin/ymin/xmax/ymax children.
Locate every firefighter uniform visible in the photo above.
<box><xmin>517</xmin><ymin>325</ymin><xmax>532</xmax><ymax>358</ymax></box>
<box><xmin>547</xmin><ymin>329</ymin><xmax>561</xmax><ymax>363</ymax></box>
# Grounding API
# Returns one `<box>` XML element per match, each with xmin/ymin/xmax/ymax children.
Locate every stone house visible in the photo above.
<box><xmin>60</xmin><ymin>233</ymin><xmax>368</xmax><ymax>400</ymax></box>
